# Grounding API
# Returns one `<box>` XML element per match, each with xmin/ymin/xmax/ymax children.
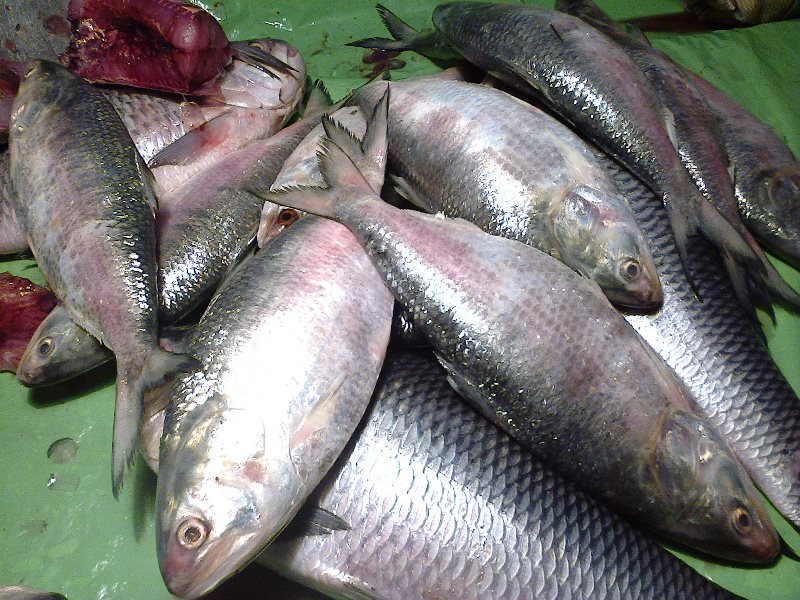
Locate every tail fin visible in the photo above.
<box><xmin>303</xmin><ymin>80</ymin><xmax>333</xmax><ymax>118</ymax></box>
<box><xmin>111</xmin><ymin>348</ymin><xmax>198</xmax><ymax>497</ymax></box>
<box><xmin>347</xmin><ymin>5</ymin><xmax>459</xmax><ymax>61</ymax></box>
<box><xmin>247</xmin><ymin>87</ymin><xmax>391</xmax><ymax>219</ymax></box>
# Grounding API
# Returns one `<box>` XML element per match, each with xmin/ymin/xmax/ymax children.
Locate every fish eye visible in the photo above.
<box><xmin>38</xmin><ymin>337</ymin><xmax>54</xmax><ymax>357</ymax></box>
<box><xmin>176</xmin><ymin>517</ymin><xmax>210</xmax><ymax>550</ymax></box>
<box><xmin>277</xmin><ymin>208</ymin><xmax>299</xmax><ymax>226</ymax></box>
<box><xmin>731</xmin><ymin>506</ymin><xmax>752</xmax><ymax>534</ymax></box>
<box><xmin>620</xmin><ymin>259</ymin><xmax>641</xmax><ymax>281</ymax></box>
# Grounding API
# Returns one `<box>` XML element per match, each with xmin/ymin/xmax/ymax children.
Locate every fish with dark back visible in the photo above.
<box><xmin>252</xmin><ymin>89</ymin><xmax>780</xmax><ymax>563</ymax></box>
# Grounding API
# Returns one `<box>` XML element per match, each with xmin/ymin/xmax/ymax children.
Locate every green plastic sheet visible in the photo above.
<box><xmin>1</xmin><ymin>1</ymin><xmax>799</xmax><ymax>598</ymax></box>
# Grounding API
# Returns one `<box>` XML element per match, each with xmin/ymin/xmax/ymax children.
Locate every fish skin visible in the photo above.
<box><xmin>0</xmin><ymin>151</ymin><xmax>26</xmax><ymax>255</ymax></box>
<box><xmin>1</xmin><ymin>39</ymin><xmax>305</xmax><ymax>254</ymax></box>
<box><xmin>260</xmin><ymin>93</ymin><xmax>779</xmax><ymax>563</ymax></box>
<box><xmin>595</xmin><ymin>150</ymin><xmax>800</xmax><ymax>529</ymax></box>
<box><xmin>144</xmin><ymin>38</ymin><xmax>306</xmax><ymax>196</ymax></box>
<box><xmin>683</xmin><ymin>70</ymin><xmax>800</xmax><ymax>269</ymax></box>
<box><xmin>429</xmin><ymin>2</ymin><xmax>760</xmax><ymax>288</ymax></box>
<box><xmin>255</xmin><ymin>349</ymin><xmax>738</xmax><ymax>600</ymax></box>
<box><xmin>8</xmin><ymin>60</ymin><xmax>174</xmax><ymax>495</ymax></box>
<box><xmin>156</xmin><ymin>216</ymin><xmax>393</xmax><ymax>599</ymax></box>
<box><xmin>352</xmin><ymin>77</ymin><xmax>661</xmax><ymax>310</ymax></box>
<box><xmin>555</xmin><ymin>0</ymin><xmax>800</xmax><ymax>316</ymax></box>
<box><xmin>15</xmin><ymin>112</ymin><xmax>322</xmax><ymax>387</ymax></box>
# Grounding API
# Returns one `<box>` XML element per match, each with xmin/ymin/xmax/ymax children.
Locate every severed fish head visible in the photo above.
<box><xmin>156</xmin><ymin>391</ymin><xmax>305</xmax><ymax>599</ymax></box>
<box><xmin>551</xmin><ymin>184</ymin><xmax>662</xmax><ymax>310</ymax></box>
<box><xmin>649</xmin><ymin>408</ymin><xmax>779</xmax><ymax>562</ymax></box>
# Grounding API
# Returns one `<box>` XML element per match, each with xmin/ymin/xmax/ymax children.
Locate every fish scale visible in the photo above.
<box><xmin>258</xmin><ymin>350</ymin><xmax>737</xmax><ymax>600</ymax></box>
<box><xmin>260</xmin><ymin>101</ymin><xmax>779</xmax><ymax>562</ymax></box>
<box><xmin>8</xmin><ymin>60</ymin><xmax>172</xmax><ymax>494</ymax></box>
<box><xmin>352</xmin><ymin>77</ymin><xmax>660</xmax><ymax>309</ymax></box>
<box><xmin>606</xmin><ymin>152</ymin><xmax>800</xmax><ymax>526</ymax></box>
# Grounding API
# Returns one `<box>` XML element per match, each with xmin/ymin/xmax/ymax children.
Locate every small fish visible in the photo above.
<box><xmin>156</xmin><ymin>216</ymin><xmax>393</xmax><ymax>598</ymax></box>
<box><xmin>352</xmin><ymin>76</ymin><xmax>661</xmax><ymax>309</ymax></box>
<box><xmin>254</xmin><ymin>350</ymin><xmax>740</xmax><ymax>600</ymax></box>
<box><xmin>9</xmin><ymin>60</ymin><xmax>186</xmax><ymax>496</ymax></box>
<box><xmin>253</xmin><ymin>87</ymin><xmax>779</xmax><ymax>563</ymax></box>
<box><xmin>0</xmin><ymin>272</ymin><xmax>56</xmax><ymax>372</ymax></box>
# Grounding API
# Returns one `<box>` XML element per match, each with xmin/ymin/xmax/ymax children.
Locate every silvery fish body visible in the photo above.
<box><xmin>257</xmin><ymin>350</ymin><xmax>737</xmax><ymax>600</ymax></box>
<box><xmin>684</xmin><ymin>70</ymin><xmax>800</xmax><ymax>268</ymax></box>
<box><xmin>429</xmin><ymin>2</ymin><xmax>758</xmax><ymax>282</ymax></box>
<box><xmin>0</xmin><ymin>150</ymin><xmax>26</xmax><ymax>255</ymax></box>
<box><xmin>156</xmin><ymin>216</ymin><xmax>393</xmax><ymax>599</ymax></box>
<box><xmin>15</xmin><ymin>114</ymin><xmax>321</xmax><ymax>387</ymax></box>
<box><xmin>262</xmin><ymin>100</ymin><xmax>778</xmax><ymax>562</ymax></box>
<box><xmin>605</xmin><ymin>153</ymin><xmax>800</xmax><ymax>528</ymax></box>
<box><xmin>144</xmin><ymin>38</ymin><xmax>307</xmax><ymax>196</ymax></box>
<box><xmin>8</xmin><ymin>60</ymin><xmax>170</xmax><ymax>494</ymax></box>
<box><xmin>556</xmin><ymin>0</ymin><xmax>800</xmax><ymax>313</ymax></box>
<box><xmin>352</xmin><ymin>77</ymin><xmax>661</xmax><ymax>309</ymax></box>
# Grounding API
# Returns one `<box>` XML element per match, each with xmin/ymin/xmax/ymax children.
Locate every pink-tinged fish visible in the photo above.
<box><xmin>9</xmin><ymin>60</ymin><xmax>189</xmax><ymax>496</ymax></box>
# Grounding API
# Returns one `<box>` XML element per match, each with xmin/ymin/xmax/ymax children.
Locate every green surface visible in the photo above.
<box><xmin>1</xmin><ymin>1</ymin><xmax>799</xmax><ymax>598</ymax></box>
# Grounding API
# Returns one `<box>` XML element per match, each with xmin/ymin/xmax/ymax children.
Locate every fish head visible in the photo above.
<box><xmin>650</xmin><ymin>408</ymin><xmax>779</xmax><ymax>563</ymax></box>
<box><xmin>157</xmin><ymin>392</ymin><xmax>305</xmax><ymax>598</ymax></box>
<box><xmin>551</xmin><ymin>185</ymin><xmax>662</xmax><ymax>310</ymax></box>
<box><xmin>16</xmin><ymin>305</ymin><xmax>109</xmax><ymax>386</ymax></box>
<box><xmin>256</xmin><ymin>203</ymin><xmax>304</xmax><ymax>248</ymax></box>
<box><xmin>209</xmin><ymin>39</ymin><xmax>306</xmax><ymax>117</ymax></box>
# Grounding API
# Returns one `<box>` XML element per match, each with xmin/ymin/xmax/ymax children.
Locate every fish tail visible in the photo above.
<box><xmin>111</xmin><ymin>348</ymin><xmax>198</xmax><ymax>498</ymax></box>
<box><xmin>720</xmin><ymin>251</ymin><xmax>767</xmax><ymax>328</ymax></box>
<box><xmin>249</xmin><ymin>86</ymin><xmax>391</xmax><ymax>220</ymax></box>
<box><xmin>347</xmin><ymin>5</ymin><xmax>418</xmax><ymax>51</ymax></box>
<box><xmin>762</xmin><ymin>257</ymin><xmax>800</xmax><ymax>314</ymax></box>
<box><xmin>376</xmin><ymin>3</ymin><xmax>420</xmax><ymax>41</ymax></box>
<box><xmin>303</xmin><ymin>79</ymin><xmax>333</xmax><ymax>117</ymax></box>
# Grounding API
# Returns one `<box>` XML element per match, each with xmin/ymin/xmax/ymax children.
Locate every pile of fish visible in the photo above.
<box><xmin>2</xmin><ymin>0</ymin><xmax>800</xmax><ymax>598</ymax></box>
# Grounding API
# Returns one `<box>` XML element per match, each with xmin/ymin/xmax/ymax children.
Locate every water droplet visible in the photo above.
<box><xmin>46</xmin><ymin>473</ymin><xmax>57</xmax><ymax>488</ymax></box>
<box><xmin>47</xmin><ymin>437</ymin><xmax>78</xmax><ymax>464</ymax></box>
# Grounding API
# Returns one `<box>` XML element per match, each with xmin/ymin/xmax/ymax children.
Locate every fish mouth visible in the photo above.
<box><xmin>159</xmin><ymin>527</ymin><xmax>262</xmax><ymax>599</ymax></box>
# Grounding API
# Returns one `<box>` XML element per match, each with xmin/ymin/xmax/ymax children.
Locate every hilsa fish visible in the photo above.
<box><xmin>156</xmin><ymin>215</ymin><xmax>393</xmax><ymax>598</ymax></box>
<box><xmin>8</xmin><ymin>60</ymin><xmax>187</xmax><ymax>496</ymax></box>
<box><xmin>351</xmin><ymin>76</ymin><xmax>661</xmax><ymax>310</ymax></box>
<box><xmin>251</xmin><ymin>87</ymin><xmax>779</xmax><ymax>563</ymax></box>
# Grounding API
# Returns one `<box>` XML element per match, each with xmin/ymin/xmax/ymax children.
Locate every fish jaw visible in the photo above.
<box><xmin>551</xmin><ymin>185</ymin><xmax>662</xmax><ymax>310</ymax></box>
<box><xmin>648</xmin><ymin>408</ymin><xmax>779</xmax><ymax>563</ymax></box>
<box><xmin>157</xmin><ymin>390</ymin><xmax>305</xmax><ymax>598</ymax></box>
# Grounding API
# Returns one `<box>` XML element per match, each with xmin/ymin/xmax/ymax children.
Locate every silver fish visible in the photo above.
<box><xmin>375</xmin><ymin>2</ymin><xmax>760</xmax><ymax>297</ymax></box>
<box><xmin>557</xmin><ymin>0</ymin><xmax>800</xmax><ymax>529</ymax></box>
<box><xmin>16</xmin><ymin>113</ymin><xmax>322</xmax><ymax>387</ymax></box>
<box><xmin>555</xmin><ymin>0</ymin><xmax>800</xmax><ymax>317</ymax></box>
<box><xmin>255</xmin><ymin>349</ymin><xmax>739</xmax><ymax>600</ymax></box>
<box><xmin>601</xmin><ymin>151</ymin><xmax>800</xmax><ymax>528</ymax></box>
<box><xmin>8</xmin><ymin>60</ymin><xmax>185</xmax><ymax>495</ymax></box>
<box><xmin>257</xmin><ymin>88</ymin><xmax>779</xmax><ymax>563</ymax></box>
<box><xmin>352</xmin><ymin>76</ymin><xmax>661</xmax><ymax>309</ymax></box>
<box><xmin>156</xmin><ymin>216</ymin><xmax>393</xmax><ymax>598</ymax></box>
